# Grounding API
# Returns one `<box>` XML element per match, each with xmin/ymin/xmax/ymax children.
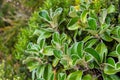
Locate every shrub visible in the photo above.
<box><xmin>15</xmin><ymin>0</ymin><xmax>120</xmax><ymax>80</ymax></box>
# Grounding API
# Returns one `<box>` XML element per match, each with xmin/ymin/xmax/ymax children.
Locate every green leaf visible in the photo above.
<box><xmin>67</xmin><ymin>17</ymin><xmax>79</xmax><ymax>30</ymax></box>
<box><xmin>60</xmin><ymin>33</ymin><xmax>67</xmax><ymax>44</ymax></box>
<box><xmin>53</xmin><ymin>32</ymin><xmax>60</xmax><ymax>43</ymax></box>
<box><xmin>67</xmin><ymin>71</ymin><xmax>83</xmax><ymax>80</ymax></box>
<box><xmin>104</xmin><ymin>64</ymin><xmax>116</xmax><ymax>75</ymax></box>
<box><xmin>58</xmin><ymin>73</ymin><xmax>66</xmax><ymax>80</ymax></box>
<box><xmin>69</xmin><ymin>6</ymin><xmax>78</xmax><ymax>17</ymax></box>
<box><xmin>112</xmin><ymin>36</ymin><xmax>120</xmax><ymax>43</ymax></box>
<box><xmin>95</xmin><ymin>42</ymin><xmax>107</xmax><ymax>63</ymax></box>
<box><xmin>43</xmin><ymin>64</ymin><xmax>52</xmax><ymax>80</ymax></box>
<box><xmin>32</xmin><ymin>70</ymin><xmax>36</xmax><ymax>80</ymax></box>
<box><xmin>85</xmin><ymin>39</ymin><xmax>98</xmax><ymax>48</ymax></box>
<box><xmin>107</xmin><ymin>58</ymin><xmax>115</xmax><ymax>67</ymax></box>
<box><xmin>39</xmin><ymin>10</ymin><xmax>51</xmax><ymax>22</ymax></box>
<box><xmin>37</xmin><ymin>39</ymin><xmax>45</xmax><ymax>49</ymax></box>
<box><xmin>99</xmin><ymin>24</ymin><xmax>110</xmax><ymax>34</ymax></box>
<box><xmin>85</xmin><ymin>48</ymin><xmax>101</xmax><ymax>64</ymax></box>
<box><xmin>108</xmin><ymin>51</ymin><xmax>118</xmax><ymax>58</ymax></box>
<box><xmin>116</xmin><ymin>44</ymin><xmax>120</xmax><ymax>55</ymax></box>
<box><xmin>60</xmin><ymin>59</ymin><xmax>68</xmax><ymax>68</ymax></box>
<box><xmin>99</xmin><ymin>9</ymin><xmax>107</xmax><ymax>24</ymax></box>
<box><xmin>53</xmin><ymin>49</ymin><xmax>62</xmax><ymax>58</ymax></box>
<box><xmin>50</xmin><ymin>73</ymin><xmax>54</xmax><ymax>80</ymax></box>
<box><xmin>88</xmin><ymin>17</ymin><xmax>97</xmax><ymax>30</ymax></box>
<box><xmin>100</xmin><ymin>31</ymin><xmax>113</xmax><ymax>42</ymax></box>
<box><xmin>70</xmin><ymin>41</ymin><xmax>84</xmax><ymax>58</ymax></box>
<box><xmin>52</xmin><ymin>57</ymin><xmax>59</xmax><ymax>67</ymax></box>
<box><xmin>116</xmin><ymin>62</ymin><xmax>120</xmax><ymax>70</ymax></box>
<box><xmin>82</xmin><ymin>74</ymin><xmax>92</xmax><ymax>80</ymax></box>
<box><xmin>43</xmin><ymin>46</ymin><xmax>54</xmax><ymax>56</ymax></box>
<box><xmin>80</xmin><ymin>10</ymin><xmax>88</xmax><ymax>23</ymax></box>
<box><xmin>107</xmin><ymin>4</ymin><xmax>115</xmax><ymax>14</ymax></box>
<box><xmin>36</xmin><ymin>78</ymin><xmax>45</xmax><ymax>80</ymax></box>
<box><xmin>111</xmin><ymin>26</ymin><xmax>120</xmax><ymax>37</ymax></box>
<box><xmin>23</xmin><ymin>57</ymin><xmax>40</xmax><ymax>71</ymax></box>
<box><xmin>37</xmin><ymin>65</ymin><xmax>45</xmax><ymax>78</ymax></box>
<box><xmin>53</xmin><ymin>8</ymin><xmax>63</xmax><ymax>23</ymax></box>
<box><xmin>82</xmin><ymin>36</ymin><xmax>93</xmax><ymax>43</ymax></box>
<box><xmin>77</xmin><ymin>41</ymin><xmax>84</xmax><ymax>58</ymax></box>
<box><xmin>64</xmin><ymin>43</ymin><xmax>68</xmax><ymax>55</ymax></box>
<box><xmin>85</xmin><ymin>54</ymin><xmax>93</xmax><ymax>62</ymax></box>
<box><xmin>71</xmin><ymin>54</ymin><xmax>80</xmax><ymax>65</ymax></box>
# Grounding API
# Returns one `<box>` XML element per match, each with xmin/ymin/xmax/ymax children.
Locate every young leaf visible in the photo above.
<box><xmin>67</xmin><ymin>71</ymin><xmax>83</xmax><ymax>80</ymax></box>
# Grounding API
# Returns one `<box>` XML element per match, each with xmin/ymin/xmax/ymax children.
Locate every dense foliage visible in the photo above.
<box><xmin>0</xmin><ymin>0</ymin><xmax>120</xmax><ymax>80</ymax></box>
